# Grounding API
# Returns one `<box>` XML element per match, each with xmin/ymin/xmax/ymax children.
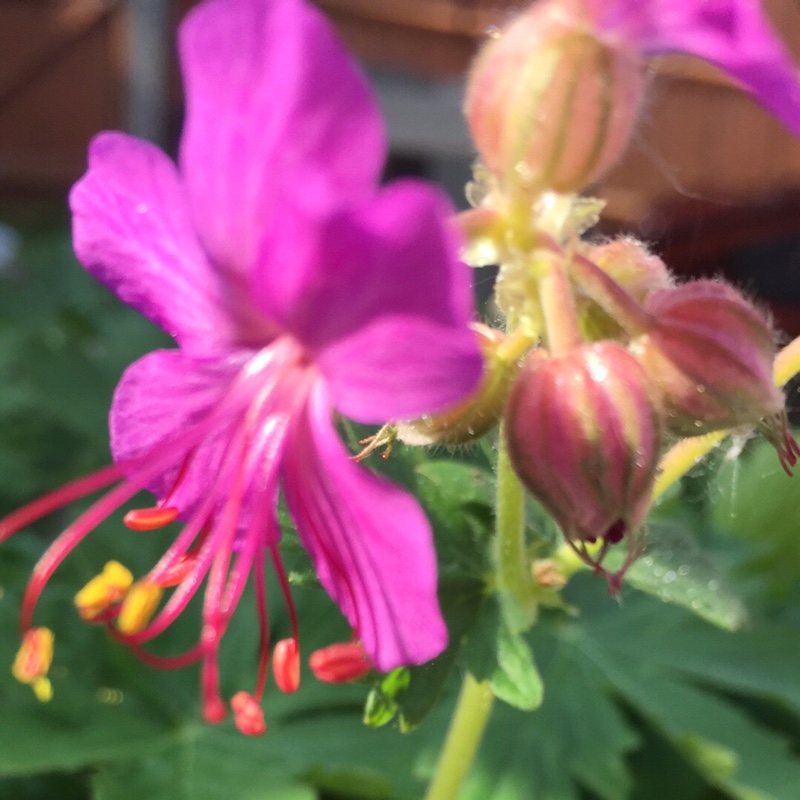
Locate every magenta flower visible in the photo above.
<box><xmin>582</xmin><ymin>0</ymin><xmax>800</xmax><ymax>135</ymax></box>
<box><xmin>1</xmin><ymin>0</ymin><xmax>481</xmax><ymax>732</ymax></box>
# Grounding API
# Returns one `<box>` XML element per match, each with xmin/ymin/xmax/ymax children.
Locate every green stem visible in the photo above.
<box><xmin>423</xmin><ymin>674</ymin><xmax>495</xmax><ymax>800</ymax></box>
<box><xmin>495</xmin><ymin>420</ymin><xmax>536</xmax><ymax>619</ymax></box>
<box><xmin>424</xmin><ymin>424</ymin><xmax>533</xmax><ymax>799</ymax></box>
<box><xmin>538</xmin><ymin>258</ymin><xmax>582</xmax><ymax>356</ymax></box>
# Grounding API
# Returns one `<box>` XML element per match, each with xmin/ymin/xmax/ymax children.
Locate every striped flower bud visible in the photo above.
<box><xmin>505</xmin><ymin>342</ymin><xmax>660</xmax><ymax>589</ymax></box>
<box><xmin>586</xmin><ymin>238</ymin><xmax>673</xmax><ymax>303</ymax></box>
<box><xmin>578</xmin><ymin>237</ymin><xmax>673</xmax><ymax>341</ymax></box>
<box><xmin>632</xmin><ymin>280</ymin><xmax>784</xmax><ymax>437</ymax></box>
<box><xmin>465</xmin><ymin>0</ymin><xmax>643</xmax><ymax>195</ymax></box>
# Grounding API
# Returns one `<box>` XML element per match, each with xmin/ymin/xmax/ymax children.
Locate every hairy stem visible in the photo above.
<box><xmin>495</xmin><ymin>420</ymin><xmax>536</xmax><ymax>618</ymax></box>
<box><xmin>423</xmin><ymin>674</ymin><xmax>495</xmax><ymax>800</ymax></box>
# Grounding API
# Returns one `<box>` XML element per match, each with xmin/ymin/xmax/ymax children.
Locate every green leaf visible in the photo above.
<box><xmin>488</xmin><ymin>625</ymin><xmax>543</xmax><ymax>711</ymax></box>
<box><xmin>711</xmin><ymin>437</ymin><xmax>800</xmax><ymax>599</ymax></box>
<box><xmin>612</xmin><ymin>521</ymin><xmax>749</xmax><ymax>631</ymax></box>
<box><xmin>567</xmin><ymin>577</ymin><xmax>800</xmax><ymax>800</ymax></box>
<box><xmin>91</xmin><ymin>727</ymin><xmax>315</xmax><ymax>800</ymax></box>
<box><xmin>458</xmin><ymin>624</ymin><xmax>638</xmax><ymax>800</ymax></box>
<box><xmin>396</xmin><ymin>578</ymin><xmax>485</xmax><ymax>732</ymax></box>
<box><xmin>364</xmin><ymin>669</ymin><xmax>410</xmax><ymax>728</ymax></box>
<box><xmin>415</xmin><ymin>461</ymin><xmax>495</xmax><ymax>510</ymax></box>
<box><xmin>461</xmin><ymin>594</ymin><xmax>543</xmax><ymax>711</ymax></box>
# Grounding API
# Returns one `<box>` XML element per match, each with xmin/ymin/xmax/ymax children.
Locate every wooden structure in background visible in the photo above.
<box><xmin>0</xmin><ymin>0</ymin><xmax>123</xmax><ymax>192</ymax></box>
<box><xmin>6</xmin><ymin>0</ymin><xmax>800</xmax><ymax>334</ymax></box>
<box><xmin>5</xmin><ymin>0</ymin><xmax>800</xmax><ymax>214</ymax></box>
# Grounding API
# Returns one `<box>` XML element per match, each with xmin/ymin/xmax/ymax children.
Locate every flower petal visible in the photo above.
<box><xmin>110</xmin><ymin>349</ymin><xmax>245</xmax><ymax>516</ymax></box>
<box><xmin>178</xmin><ymin>0</ymin><xmax>386</xmax><ymax>276</ymax></box>
<box><xmin>70</xmin><ymin>133</ymin><xmax>240</xmax><ymax>351</ymax></box>
<box><xmin>254</xmin><ymin>180</ymin><xmax>483</xmax><ymax>423</ymax></box>
<box><xmin>593</xmin><ymin>0</ymin><xmax>800</xmax><ymax>136</ymax></box>
<box><xmin>282</xmin><ymin>382</ymin><xmax>448</xmax><ymax>671</ymax></box>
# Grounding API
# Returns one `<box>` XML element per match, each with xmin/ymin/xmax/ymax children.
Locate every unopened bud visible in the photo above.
<box><xmin>632</xmin><ymin>280</ymin><xmax>783</xmax><ymax>437</ymax></box>
<box><xmin>506</xmin><ymin>343</ymin><xmax>659</xmax><ymax>584</ymax></box>
<box><xmin>587</xmin><ymin>238</ymin><xmax>673</xmax><ymax>303</ymax></box>
<box><xmin>465</xmin><ymin>0</ymin><xmax>643</xmax><ymax>195</ymax></box>
<box><xmin>532</xmin><ymin>558</ymin><xmax>567</xmax><ymax>588</ymax></box>
<box><xmin>309</xmin><ymin>641</ymin><xmax>372</xmax><ymax>684</ymax></box>
<box><xmin>397</xmin><ymin>324</ymin><xmax>520</xmax><ymax>446</ymax></box>
<box><xmin>577</xmin><ymin>238</ymin><xmax>673</xmax><ymax>340</ymax></box>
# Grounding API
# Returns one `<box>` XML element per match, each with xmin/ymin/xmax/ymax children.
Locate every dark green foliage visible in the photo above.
<box><xmin>2</xmin><ymin>220</ymin><xmax>800</xmax><ymax>799</ymax></box>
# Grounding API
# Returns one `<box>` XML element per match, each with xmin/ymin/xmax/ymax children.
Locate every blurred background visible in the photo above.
<box><xmin>5</xmin><ymin>0</ymin><xmax>800</xmax><ymax>329</ymax></box>
<box><xmin>4</xmin><ymin>2</ymin><xmax>800</xmax><ymax>800</ymax></box>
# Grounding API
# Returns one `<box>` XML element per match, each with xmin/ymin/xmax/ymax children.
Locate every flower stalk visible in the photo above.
<box><xmin>423</xmin><ymin>674</ymin><xmax>495</xmax><ymax>800</ymax></box>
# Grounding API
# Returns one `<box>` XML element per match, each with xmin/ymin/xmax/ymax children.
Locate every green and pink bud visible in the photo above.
<box><xmin>586</xmin><ymin>238</ymin><xmax>673</xmax><ymax>303</ymax></box>
<box><xmin>633</xmin><ymin>280</ymin><xmax>784</xmax><ymax>435</ymax></box>
<box><xmin>577</xmin><ymin>238</ymin><xmax>673</xmax><ymax>340</ymax></box>
<box><xmin>465</xmin><ymin>0</ymin><xmax>643</xmax><ymax>195</ymax></box>
<box><xmin>505</xmin><ymin>342</ymin><xmax>660</xmax><ymax>591</ymax></box>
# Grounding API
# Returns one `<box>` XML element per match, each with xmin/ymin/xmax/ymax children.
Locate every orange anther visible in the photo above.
<box><xmin>309</xmin><ymin>641</ymin><xmax>372</xmax><ymax>684</ymax></box>
<box><xmin>123</xmin><ymin>506</ymin><xmax>179</xmax><ymax>532</ymax></box>
<box><xmin>272</xmin><ymin>638</ymin><xmax>300</xmax><ymax>693</ymax></box>
<box><xmin>231</xmin><ymin>691</ymin><xmax>267</xmax><ymax>736</ymax></box>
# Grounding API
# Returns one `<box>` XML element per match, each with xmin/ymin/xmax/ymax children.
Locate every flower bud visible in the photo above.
<box><xmin>577</xmin><ymin>237</ymin><xmax>673</xmax><ymax>341</ymax></box>
<box><xmin>465</xmin><ymin>0</ymin><xmax>643</xmax><ymax>195</ymax></box>
<box><xmin>397</xmin><ymin>324</ymin><xmax>519</xmax><ymax>446</ymax></box>
<box><xmin>632</xmin><ymin>280</ymin><xmax>783</xmax><ymax>437</ymax></box>
<box><xmin>505</xmin><ymin>342</ymin><xmax>660</xmax><ymax>587</ymax></box>
<box><xmin>586</xmin><ymin>238</ymin><xmax>673</xmax><ymax>303</ymax></box>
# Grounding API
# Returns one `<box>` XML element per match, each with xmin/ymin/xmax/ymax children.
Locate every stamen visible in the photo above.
<box><xmin>0</xmin><ymin>465</ymin><xmax>123</xmax><ymax>544</ymax></box>
<box><xmin>203</xmin><ymin>695</ymin><xmax>227</xmax><ymax>725</ymax></box>
<box><xmin>201</xmin><ymin>619</ymin><xmax>226</xmax><ymax>725</ymax></box>
<box><xmin>156</xmin><ymin>555</ymin><xmax>198</xmax><ymax>588</ymax></box>
<box><xmin>117</xmin><ymin>580</ymin><xmax>163</xmax><ymax>634</ymax></box>
<box><xmin>12</xmin><ymin>627</ymin><xmax>54</xmax><ymax>702</ymax></box>
<box><xmin>20</xmin><ymin>478</ymin><xmax>147</xmax><ymax>633</ymax></box>
<box><xmin>354</xmin><ymin>424</ymin><xmax>398</xmax><ymax>461</ymax></box>
<box><xmin>106</xmin><ymin>628</ymin><xmax>204</xmax><ymax>669</ymax></box>
<box><xmin>123</xmin><ymin>507</ymin><xmax>179</xmax><ymax>532</ymax></box>
<box><xmin>270</xmin><ymin>545</ymin><xmax>300</xmax><ymax>650</ymax></box>
<box><xmin>309</xmin><ymin>641</ymin><xmax>372</xmax><ymax>683</ymax></box>
<box><xmin>75</xmin><ymin>561</ymin><xmax>134</xmax><ymax>621</ymax></box>
<box><xmin>272</xmin><ymin>638</ymin><xmax>300</xmax><ymax>693</ymax></box>
<box><xmin>252</xmin><ymin>548</ymin><xmax>271</xmax><ymax>701</ymax></box>
<box><xmin>231</xmin><ymin>691</ymin><xmax>267</xmax><ymax>736</ymax></box>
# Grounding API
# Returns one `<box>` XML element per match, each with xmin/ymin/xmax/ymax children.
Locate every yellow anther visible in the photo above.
<box><xmin>12</xmin><ymin>627</ymin><xmax>54</xmax><ymax>702</ymax></box>
<box><xmin>32</xmin><ymin>677</ymin><xmax>53</xmax><ymax>703</ymax></box>
<box><xmin>117</xmin><ymin>580</ymin><xmax>163</xmax><ymax>634</ymax></box>
<box><xmin>75</xmin><ymin>561</ymin><xmax>134</xmax><ymax>621</ymax></box>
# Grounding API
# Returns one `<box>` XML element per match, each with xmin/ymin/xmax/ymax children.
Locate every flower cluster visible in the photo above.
<box><xmin>423</xmin><ymin>0</ymin><xmax>800</xmax><ymax>589</ymax></box>
<box><xmin>3</xmin><ymin>0</ymin><xmax>800</xmax><ymax>733</ymax></box>
<box><xmin>1</xmin><ymin>0</ymin><xmax>483</xmax><ymax>733</ymax></box>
